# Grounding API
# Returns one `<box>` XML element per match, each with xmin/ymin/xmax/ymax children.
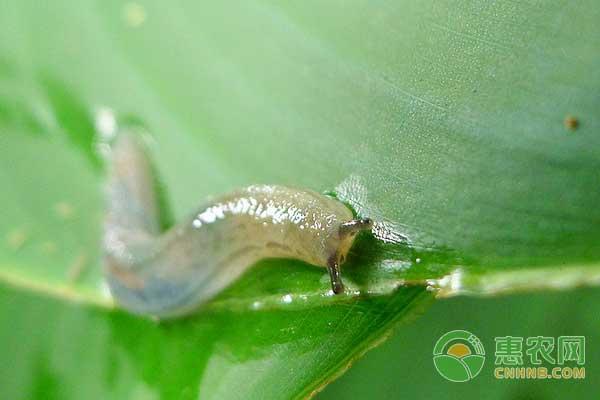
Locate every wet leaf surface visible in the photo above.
<box><xmin>0</xmin><ymin>1</ymin><xmax>598</xmax><ymax>398</ymax></box>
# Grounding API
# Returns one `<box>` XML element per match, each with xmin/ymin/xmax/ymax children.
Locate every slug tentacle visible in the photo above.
<box><xmin>326</xmin><ymin>256</ymin><xmax>344</xmax><ymax>294</ymax></box>
<box><xmin>339</xmin><ymin>218</ymin><xmax>374</xmax><ymax>236</ymax></box>
<box><xmin>104</xmin><ymin>134</ymin><xmax>371</xmax><ymax>318</ymax></box>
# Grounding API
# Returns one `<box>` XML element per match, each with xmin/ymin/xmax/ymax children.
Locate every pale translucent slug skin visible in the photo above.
<box><xmin>104</xmin><ymin>135</ymin><xmax>370</xmax><ymax>318</ymax></box>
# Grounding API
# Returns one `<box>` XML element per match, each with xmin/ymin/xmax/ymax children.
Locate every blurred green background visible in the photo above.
<box><xmin>322</xmin><ymin>288</ymin><xmax>600</xmax><ymax>399</ymax></box>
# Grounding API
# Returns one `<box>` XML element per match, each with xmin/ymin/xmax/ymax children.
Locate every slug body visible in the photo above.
<box><xmin>104</xmin><ymin>135</ymin><xmax>371</xmax><ymax>318</ymax></box>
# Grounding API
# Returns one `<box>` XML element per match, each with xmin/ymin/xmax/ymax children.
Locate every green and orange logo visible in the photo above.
<box><xmin>433</xmin><ymin>330</ymin><xmax>486</xmax><ymax>382</ymax></box>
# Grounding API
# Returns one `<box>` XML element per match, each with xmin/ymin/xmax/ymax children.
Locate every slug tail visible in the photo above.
<box><xmin>104</xmin><ymin>133</ymin><xmax>163</xmax><ymax>265</ymax></box>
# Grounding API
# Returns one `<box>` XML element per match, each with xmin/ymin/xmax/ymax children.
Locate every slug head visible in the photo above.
<box><xmin>327</xmin><ymin>217</ymin><xmax>373</xmax><ymax>294</ymax></box>
<box><xmin>337</xmin><ymin>218</ymin><xmax>373</xmax><ymax>263</ymax></box>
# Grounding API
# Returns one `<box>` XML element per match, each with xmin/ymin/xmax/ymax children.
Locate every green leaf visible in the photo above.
<box><xmin>0</xmin><ymin>283</ymin><xmax>430</xmax><ymax>400</ymax></box>
<box><xmin>0</xmin><ymin>1</ymin><xmax>598</xmax><ymax>399</ymax></box>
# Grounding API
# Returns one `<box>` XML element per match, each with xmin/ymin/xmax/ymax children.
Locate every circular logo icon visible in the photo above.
<box><xmin>433</xmin><ymin>330</ymin><xmax>485</xmax><ymax>382</ymax></box>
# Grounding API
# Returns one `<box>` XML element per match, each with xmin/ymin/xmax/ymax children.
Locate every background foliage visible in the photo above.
<box><xmin>0</xmin><ymin>1</ymin><xmax>598</xmax><ymax>399</ymax></box>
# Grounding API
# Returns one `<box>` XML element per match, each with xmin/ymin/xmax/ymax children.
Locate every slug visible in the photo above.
<box><xmin>103</xmin><ymin>134</ymin><xmax>372</xmax><ymax>318</ymax></box>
